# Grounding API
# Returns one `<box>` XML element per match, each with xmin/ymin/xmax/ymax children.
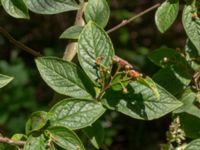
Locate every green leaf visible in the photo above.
<box><xmin>60</xmin><ymin>25</ymin><xmax>83</xmax><ymax>39</ymax></box>
<box><xmin>25</xmin><ymin>111</ymin><xmax>48</xmax><ymax>134</ymax></box>
<box><xmin>177</xmin><ymin>113</ymin><xmax>200</xmax><ymax>138</ymax></box>
<box><xmin>83</xmin><ymin>121</ymin><xmax>104</xmax><ymax>149</ymax></box>
<box><xmin>185</xmin><ymin>39</ymin><xmax>200</xmax><ymax>71</ymax></box>
<box><xmin>78</xmin><ymin>21</ymin><xmax>114</xmax><ymax>85</ymax></box>
<box><xmin>148</xmin><ymin>48</ymin><xmax>179</xmax><ymax>68</ymax></box>
<box><xmin>186</xmin><ymin>139</ymin><xmax>200</xmax><ymax>150</ymax></box>
<box><xmin>1</xmin><ymin>0</ymin><xmax>29</xmax><ymax>19</ymax></box>
<box><xmin>174</xmin><ymin>88</ymin><xmax>200</xmax><ymax>119</ymax></box>
<box><xmin>138</xmin><ymin>77</ymin><xmax>160</xmax><ymax>101</ymax></box>
<box><xmin>84</xmin><ymin>0</ymin><xmax>110</xmax><ymax>28</ymax></box>
<box><xmin>153</xmin><ymin>65</ymin><xmax>192</xmax><ymax>95</ymax></box>
<box><xmin>47</xmin><ymin>126</ymin><xmax>85</xmax><ymax>150</ymax></box>
<box><xmin>0</xmin><ymin>74</ymin><xmax>13</xmax><ymax>88</ymax></box>
<box><xmin>11</xmin><ymin>133</ymin><xmax>27</xmax><ymax>141</ymax></box>
<box><xmin>111</xmin><ymin>73</ymin><xmax>130</xmax><ymax>91</ymax></box>
<box><xmin>0</xmin><ymin>143</ymin><xmax>18</xmax><ymax>150</ymax></box>
<box><xmin>49</xmin><ymin>98</ymin><xmax>105</xmax><ymax>130</ymax></box>
<box><xmin>24</xmin><ymin>0</ymin><xmax>79</xmax><ymax>15</ymax></box>
<box><xmin>183</xmin><ymin>3</ymin><xmax>200</xmax><ymax>53</ymax></box>
<box><xmin>24</xmin><ymin>133</ymin><xmax>51</xmax><ymax>150</ymax></box>
<box><xmin>103</xmin><ymin>80</ymin><xmax>182</xmax><ymax>120</ymax></box>
<box><xmin>35</xmin><ymin>57</ymin><xmax>95</xmax><ymax>98</ymax></box>
<box><xmin>155</xmin><ymin>0</ymin><xmax>179</xmax><ymax>33</ymax></box>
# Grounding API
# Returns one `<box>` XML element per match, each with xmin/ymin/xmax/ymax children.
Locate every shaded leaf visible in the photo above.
<box><xmin>83</xmin><ymin>121</ymin><xmax>104</xmax><ymax>149</ymax></box>
<box><xmin>0</xmin><ymin>74</ymin><xmax>13</xmax><ymax>88</ymax></box>
<box><xmin>49</xmin><ymin>98</ymin><xmax>105</xmax><ymax>130</ymax></box>
<box><xmin>84</xmin><ymin>0</ymin><xmax>110</xmax><ymax>28</ymax></box>
<box><xmin>111</xmin><ymin>73</ymin><xmax>130</xmax><ymax>91</ymax></box>
<box><xmin>24</xmin><ymin>0</ymin><xmax>79</xmax><ymax>14</ymax></box>
<box><xmin>35</xmin><ymin>57</ymin><xmax>95</xmax><ymax>98</ymax></box>
<box><xmin>155</xmin><ymin>0</ymin><xmax>179</xmax><ymax>33</ymax></box>
<box><xmin>60</xmin><ymin>25</ymin><xmax>83</xmax><ymax>39</ymax></box>
<box><xmin>1</xmin><ymin>0</ymin><xmax>29</xmax><ymax>19</ymax></box>
<box><xmin>103</xmin><ymin>80</ymin><xmax>182</xmax><ymax>120</ymax></box>
<box><xmin>78</xmin><ymin>21</ymin><xmax>114</xmax><ymax>85</ymax></box>
<box><xmin>47</xmin><ymin>126</ymin><xmax>85</xmax><ymax>150</ymax></box>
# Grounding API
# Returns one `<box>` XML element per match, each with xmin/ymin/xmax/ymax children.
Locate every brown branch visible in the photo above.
<box><xmin>63</xmin><ymin>2</ymin><xmax>86</xmax><ymax>61</ymax></box>
<box><xmin>107</xmin><ymin>3</ymin><xmax>160</xmax><ymax>34</ymax></box>
<box><xmin>0</xmin><ymin>26</ymin><xmax>41</xmax><ymax>57</ymax></box>
<box><xmin>0</xmin><ymin>137</ymin><xmax>25</xmax><ymax>147</ymax></box>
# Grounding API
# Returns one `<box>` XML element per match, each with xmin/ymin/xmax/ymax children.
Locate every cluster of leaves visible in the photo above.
<box><xmin>1</xmin><ymin>0</ymin><xmax>200</xmax><ymax>149</ymax></box>
<box><xmin>153</xmin><ymin>0</ymin><xmax>200</xmax><ymax>149</ymax></box>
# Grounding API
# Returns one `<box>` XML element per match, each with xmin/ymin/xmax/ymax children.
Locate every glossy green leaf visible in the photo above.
<box><xmin>1</xmin><ymin>0</ymin><xmax>29</xmax><ymax>19</ymax></box>
<box><xmin>47</xmin><ymin>126</ymin><xmax>85</xmax><ymax>150</ymax></box>
<box><xmin>78</xmin><ymin>21</ymin><xmax>114</xmax><ymax>85</ymax></box>
<box><xmin>60</xmin><ymin>25</ymin><xmax>83</xmax><ymax>39</ymax></box>
<box><xmin>155</xmin><ymin>0</ymin><xmax>179</xmax><ymax>33</ymax></box>
<box><xmin>153</xmin><ymin>65</ymin><xmax>192</xmax><ymax>95</ymax></box>
<box><xmin>35</xmin><ymin>57</ymin><xmax>95</xmax><ymax>98</ymax></box>
<box><xmin>183</xmin><ymin>4</ymin><xmax>200</xmax><ymax>53</ymax></box>
<box><xmin>83</xmin><ymin>121</ymin><xmax>104</xmax><ymax>149</ymax></box>
<box><xmin>25</xmin><ymin>111</ymin><xmax>48</xmax><ymax>134</ymax></box>
<box><xmin>84</xmin><ymin>0</ymin><xmax>110</xmax><ymax>28</ymax></box>
<box><xmin>0</xmin><ymin>74</ymin><xmax>13</xmax><ymax>88</ymax></box>
<box><xmin>24</xmin><ymin>0</ymin><xmax>79</xmax><ymax>14</ymax></box>
<box><xmin>103</xmin><ymin>80</ymin><xmax>182</xmax><ymax>120</ymax></box>
<box><xmin>186</xmin><ymin>139</ymin><xmax>200</xmax><ymax>150</ymax></box>
<box><xmin>24</xmin><ymin>134</ymin><xmax>49</xmax><ymax>150</ymax></box>
<box><xmin>49</xmin><ymin>98</ymin><xmax>106</xmax><ymax>130</ymax></box>
<box><xmin>185</xmin><ymin>39</ymin><xmax>200</xmax><ymax>71</ymax></box>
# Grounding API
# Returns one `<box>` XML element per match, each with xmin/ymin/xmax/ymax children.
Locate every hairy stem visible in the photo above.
<box><xmin>107</xmin><ymin>3</ymin><xmax>160</xmax><ymax>34</ymax></box>
<box><xmin>63</xmin><ymin>2</ymin><xmax>86</xmax><ymax>61</ymax></box>
<box><xmin>0</xmin><ymin>137</ymin><xmax>25</xmax><ymax>147</ymax></box>
<box><xmin>0</xmin><ymin>26</ymin><xmax>41</xmax><ymax>57</ymax></box>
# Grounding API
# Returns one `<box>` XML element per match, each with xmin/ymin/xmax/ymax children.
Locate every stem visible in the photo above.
<box><xmin>63</xmin><ymin>2</ymin><xmax>86</xmax><ymax>61</ymax></box>
<box><xmin>107</xmin><ymin>3</ymin><xmax>160</xmax><ymax>34</ymax></box>
<box><xmin>0</xmin><ymin>26</ymin><xmax>41</xmax><ymax>57</ymax></box>
<box><xmin>0</xmin><ymin>137</ymin><xmax>25</xmax><ymax>147</ymax></box>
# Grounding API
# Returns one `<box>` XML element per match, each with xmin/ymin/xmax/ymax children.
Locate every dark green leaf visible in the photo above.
<box><xmin>49</xmin><ymin>98</ymin><xmax>105</xmax><ymax>130</ymax></box>
<box><xmin>47</xmin><ymin>126</ymin><xmax>85</xmax><ymax>150</ymax></box>
<box><xmin>0</xmin><ymin>74</ymin><xmax>13</xmax><ymax>88</ymax></box>
<box><xmin>35</xmin><ymin>57</ymin><xmax>95</xmax><ymax>98</ymax></box>
<box><xmin>103</xmin><ymin>80</ymin><xmax>182</xmax><ymax>120</ymax></box>
<box><xmin>1</xmin><ymin>0</ymin><xmax>29</xmax><ymax>19</ymax></box>
<box><xmin>183</xmin><ymin>3</ymin><xmax>200</xmax><ymax>53</ymax></box>
<box><xmin>177</xmin><ymin>113</ymin><xmax>200</xmax><ymax>139</ymax></box>
<box><xmin>185</xmin><ymin>139</ymin><xmax>200</xmax><ymax>150</ymax></box>
<box><xmin>84</xmin><ymin>0</ymin><xmax>110</xmax><ymax>28</ymax></box>
<box><xmin>83</xmin><ymin>121</ymin><xmax>104</xmax><ymax>149</ymax></box>
<box><xmin>25</xmin><ymin>111</ymin><xmax>48</xmax><ymax>134</ymax></box>
<box><xmin>78</xmin><ymin>21</ymin><xmax>114</xmax><ymax>85</ymax></box>
<box><xmin>24</xmin><ymin>0</ymin><xmax>79</xmax><ymax>14</ymax></box>
<box><xmin>24</xmin><ymin>134</ymin><xmax>50</xmax><ymax>150</ymax></box>
<box><xmin>153</xmin><ymin>65</ymin><xmax>192</xmax><ymax>95</ymax></box>
<box><xmin>111</xmin><ymin>73</ymin><xmax>130</xmax><ymax>91</ymax></box>
<box><xmin>60</xmin><ymin>25</ymin><xmax>83</xmax><ymax>39</ymax></box>
<box><xmin>148</xmin><ymin>48</ymin><xmax>179</xmax><ymax>68</ymax></box>
<box><xmin>0</xmin><ymin>143</ymin><xmax>18</xmax><ymax>150</ymax></box>
<box><xmin>155</xmin><ymin>0</ymin><xmax>179</xmax><ymax>33</ymax></box>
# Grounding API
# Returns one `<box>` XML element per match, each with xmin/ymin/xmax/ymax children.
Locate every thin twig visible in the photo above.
<box><xmin>0</xmin><ymin>26</ymin><xmax>41</xmax><ymax>57</ymax></box>
<box><xmin>107</xmin><ymin>3</ymin><xmax>160</xmax><ymax>34</ymax></box>
<box><xmin>63</xmin><ymin>2</ymin><xmax>86</xmax><ymax>61</ymax></box>
<box><xmin>0</xmin><ymin>137</ymin><xmax>25</xmax><ymax>147</ymax></box>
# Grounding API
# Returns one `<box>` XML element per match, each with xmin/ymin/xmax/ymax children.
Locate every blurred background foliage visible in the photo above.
<box><xmin>0</xmin><ymin>0</ymin><xmax>187</xmax><ymax>149</ymax></box>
